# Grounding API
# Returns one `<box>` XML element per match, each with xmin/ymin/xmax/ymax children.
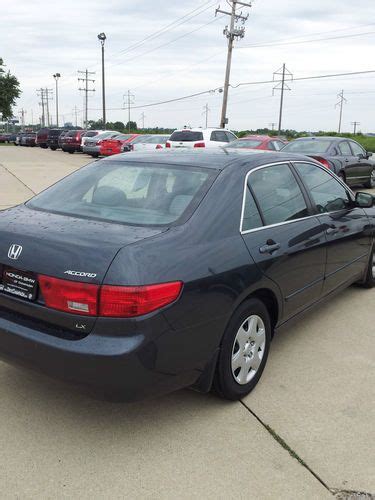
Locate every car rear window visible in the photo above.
<box><xmin>229</xmin><ymin>139</ymin><xmax>263</xmax><ymax>149</ymax></box>
<box><xmin>282</xmin><ymin>139</ymin><xmax>332</xmax><ymax>154</ymax></box>
<box><xmin>84</xmin><ymin>131</ymin><xmax>98</xmax><ymax>137</ymax></box>
<box><xmin>170</xmin><ymin>131</ymin><xmax>204</xmax><ymax>142</ymax></box>
<box><xmin>48</xmin><ymin>129</ymin><xmax>63</xmax><ymax>137</ymax></box>
<box><xmin>67</xmin><ymin>130</ymin><xmax>80</xmax><ymax>137</ymax></box>
<box><xmin>27</xmin><ymin>161</ymin><xmax>216</xmax><ymax>227</ymax></box>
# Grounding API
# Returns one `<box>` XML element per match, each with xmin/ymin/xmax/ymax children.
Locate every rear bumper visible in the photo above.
<box><xmin>0</xmin><ymin>311</ymin><xmax>201</xmax><ymax>401</ymax></box>
<box><xmin>62</xmin><ymin>145</ymin><xmax>81</xmax><ymax>152</ymax></box>
<box><xmin>82</xmin><ymin>145</ymin><xmax>100</xmax><ymax>155</ymax></box>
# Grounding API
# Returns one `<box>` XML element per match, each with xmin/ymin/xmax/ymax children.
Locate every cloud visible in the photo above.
<box><xmin>1</xmin><ymin>0</ymin><xmax>374</xmax><ymax>132</ymax></box>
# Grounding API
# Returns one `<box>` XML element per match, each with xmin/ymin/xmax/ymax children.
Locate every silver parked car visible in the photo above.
<box><xmin>82</xmin><ymin>131</ymin><xmax>121</xmax><ymax>157</ymax></box>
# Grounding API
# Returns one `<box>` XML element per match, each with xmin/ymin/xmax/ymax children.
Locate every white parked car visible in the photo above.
<box><xmin>166</xmin><ymin>128</ymin><xmax>237</xmax><ymax>149</ymax></box>
<box><xmin>131</xmin><ymin>135</ymin><xmax>170</xmax><ymax>151</ymax></box>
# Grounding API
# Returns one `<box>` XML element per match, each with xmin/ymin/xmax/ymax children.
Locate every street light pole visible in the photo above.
<box><xmin>97</xmin><ymin>33</ymin><xmax>107</xmax><ymax>130</ymax></box>
<box><xmin>53</xmin><ymin>73</ymin><xmax>61</xmax><ymax>127</ymax></box>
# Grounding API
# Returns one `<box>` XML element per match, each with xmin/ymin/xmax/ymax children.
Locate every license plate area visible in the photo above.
<box><xmin>0</xmin><ymin>267</ymin><xmax>38</xmax><ymax>301</ymax></box>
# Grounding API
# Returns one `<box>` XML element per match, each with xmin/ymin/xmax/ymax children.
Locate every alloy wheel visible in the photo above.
<box><xmin>231</xmin><ymin>315</ymin><xmax>266</xmax><ymax>385</ymax></box>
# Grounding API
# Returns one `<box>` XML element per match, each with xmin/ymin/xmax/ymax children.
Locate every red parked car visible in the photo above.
<box><xmin>61</xmin><ymin>130</ymin><xmax>86</xmax><ymax>154</ymax></box>
<box><xmin>227</xmin><ymin>135</ymin><xmax>287</xmax><ymax>151</ymax></box>
<box><xmin>99</xmin><ymin>134</ymin><xmax>139</xmax><ymax>157</ymax></box>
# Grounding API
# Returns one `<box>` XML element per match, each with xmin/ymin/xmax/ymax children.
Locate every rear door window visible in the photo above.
<box><xmin>249</xmin><ymin>164</ymin><xmax>309</xmax><ymax>226</ymax></box>
<box><xmin>241</xmin><ymin>187</ymin><xmax>263</xmax><ymax>232</ymax></box>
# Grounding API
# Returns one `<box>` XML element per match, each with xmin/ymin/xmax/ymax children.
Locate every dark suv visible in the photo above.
<box><xmin>61</xmin><ymin>130</ymin><xmax>86</xmax><ymax>153</ymax></box>
<box><xmin>47</xmin><ymin>129</ymin><xmax>64</xmax><ymax>151</ymax></box>
<box><xmin>36</xmin><ymin>128</ymin><xmax>50</xmax><ymax>149</ymax></box>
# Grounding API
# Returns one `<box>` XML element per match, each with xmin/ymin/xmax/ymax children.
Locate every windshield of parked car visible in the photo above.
<box><xmin>170</xmin><ymin>131</ymin><xmax>204</xmax><ymax>142</ymax></box>
<box><xmin>282</xmin><ymin>139</ymin><xmax>332</xmax><ymax>154</ymax></box>
<box><xmin>143</xmin><ymin>136</ymin><xmax>169</xmax><ymax>144</ymax></box>
<box><xmin>227</xmin><ymin>139</ymin><xmax>263</xmax><ymax>149</ymax></box>
<box><xmin>27</xmin><ymin>161</ymin><xmax>216</xmax><ymax>227</ymax></box>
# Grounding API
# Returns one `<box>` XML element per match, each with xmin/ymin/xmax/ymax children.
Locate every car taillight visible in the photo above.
<box><xmin>312</xmin><ymin>156</ymin><xmax>331</xmax><ymax>169</ymax></box>
<box><xmin>39</xmin><ymin>275</ymin><xmax>99</xmax><ymax>316</ymax></box>
<box><xmin>194</xmin><ymin>142</ymin><xmax>205</xmax><ymax>148</ymax></box>
<box><xmin>38</xmin><ymin>276</ymin><xmax>183</xmax><ymax>317</ymax></box>
<box><xmin>99</xmin><ymin>282</ymin><xmax>183</xmax><ymax>317</ymax></box>
<box><xmin>97</xmin><ymin>140</ymin><xmax>102</xmax><ymax>145</ymax></box>
<box><xmin>76</xmin><ymin>133</ymin><xmax>81</xmax><ymax>141</ymax></box>
<box><xmin>165</xmin><ymin>142</ymin><xmax>171</xmax><ymax>148</ymax></box>
<box><xmin>156</xmin><ymin>144</ymin><xmax>163</xmax><ymax>149</ymax></box>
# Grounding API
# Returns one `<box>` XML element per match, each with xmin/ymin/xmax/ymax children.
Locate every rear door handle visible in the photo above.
<box><xmin>326</xmin><ymin>227</ymin><xmax>339</xmax><ymax>235</ymax></box>
<box><xmin>259</xmin><ymin>242</ymin><xmax>281</xmax><ymax>254</ymax></box>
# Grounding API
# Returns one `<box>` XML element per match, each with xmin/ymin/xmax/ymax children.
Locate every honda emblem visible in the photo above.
<box><xmin>8</xmin><ymin>244</ymin><xmax>23</xmax><ymax>260</ymax></box>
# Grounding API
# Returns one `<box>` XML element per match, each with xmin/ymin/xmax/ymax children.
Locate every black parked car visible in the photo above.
<box><xmin>0</xmin><ymin>151</ymin><xmax>374</xmax><ymax>401</ymax></box>
<box><xmin>282</xmin><ymin>137</ymin><xmax>375</xmax><ymax>188</ymax></box>
<box><xmin>47</xmin><ymin>129</ymin><xmax>64</xmax><ymax>150</ymax></box>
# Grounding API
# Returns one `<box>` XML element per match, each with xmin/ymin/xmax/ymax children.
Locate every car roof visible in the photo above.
<box><xmin>292</xmin><ymin>136</ymin><xmax>347</xmax><ymax>142</ymax></box>
<box><xmin>100</xmin><ymin>149</ymin><xmax>316</xmax><ymax>171</ymax></box>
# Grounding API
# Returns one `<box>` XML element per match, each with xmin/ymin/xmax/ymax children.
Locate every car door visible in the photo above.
<box><xmin>241</xmin><ymin>162</ymin><xmax>327</xmax><ymax>320</ymax></box>
<box><xmin>349</xmin><ymin>140</ymin><xmax>373</xmax><ymax>186</ymax></box>
<box><xmin>337</xmin><ymin>140</ymin><xmax>361</xmax><ymax>185</ymax></box>
<box><xmin>293</xmin><ymin>161</ymin><xmax>371</xmax><ymax>295</ymax></box>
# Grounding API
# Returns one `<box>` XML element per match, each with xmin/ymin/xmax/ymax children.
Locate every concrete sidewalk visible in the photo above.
<box><xmin>0</xmin><ymin>146</ymin><xmax>374</xmax><ymax>499</ymax></box>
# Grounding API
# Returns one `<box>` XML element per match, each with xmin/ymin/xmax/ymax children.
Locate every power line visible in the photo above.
<box><xmin>87</xmin><ymin>69</ymin><xmax>375</xmax><ymax>112</ymax></box>
<box><xmin>109</xmin><ymin>1</ymin><xmax>216</xmax><ymax>60</ymax></box>
<box><xmin>239</xmin><ymin>30</ymin><xmax>375</xmax><ymax>49</ymax></box>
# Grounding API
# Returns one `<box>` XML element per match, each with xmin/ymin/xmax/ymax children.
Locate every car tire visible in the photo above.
<box><xmin>361</xmin><ymin>246</ymin><xmax>375</xmax><ymax>288</ymax></box>
<box><xmin>364</xmin><ymin>169</ymin><xmax>375</xmax><ymax>189</ymax></box>
<box><xmin>50</xmin><ymin>147</ymin><xmax>57</xmax><ymax>151</ymax></box>
<box><xmin>68</xmin><ymin>151</ymin><xmax>74</xmax><ymax>154</ymax></box>
<box><xmin>91</xmin><ymin>153</ymin><xmax>99</xmax><ymax>158</ymax></box>
<box><xmin>213</xmin><ymin>298</ymin><xmax>271</xmax><ymax>400</ymax></box>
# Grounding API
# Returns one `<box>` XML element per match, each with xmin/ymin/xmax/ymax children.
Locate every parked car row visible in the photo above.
<box><xmin>13</xmin><ymin>126</ymin><xmax>375</xmax><ymax>189</ymax></box>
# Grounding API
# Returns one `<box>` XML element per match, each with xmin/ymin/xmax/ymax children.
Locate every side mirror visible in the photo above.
<box><xmin>366</xmin><ymin>151</ymin><xmax>373</xmax><ymax>159</ymax></box>
<box><xmin>355</xmin><ymin>192</ymin><xmax>374</xmax><ymax>208</ymax></box>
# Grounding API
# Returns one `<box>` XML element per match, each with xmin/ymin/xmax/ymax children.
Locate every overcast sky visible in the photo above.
<box><xmin>1</xmin><ymin>0</ymin><xmax>374</xmax><ymax>132</ymax></box>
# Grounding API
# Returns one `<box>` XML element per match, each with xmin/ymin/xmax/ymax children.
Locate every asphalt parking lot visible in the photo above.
<box><xmin>0</xmin><ymin>146</ymin><xmax>374</xmax><ymax>499</ymax></box>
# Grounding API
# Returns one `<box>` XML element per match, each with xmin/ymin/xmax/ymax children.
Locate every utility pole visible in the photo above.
<box><xmin>351</xmin><ymin>121</ymin><xmax>360</xmax><ymax>134</ymax></box>
<box><xmin>140</xmin><ymin>112</ymin><xmax>146</xmax><ymax>129</ymax></box>
<box><xmin>335</xmin><ymin>90</ymin><xmax>347</xmax><ymax>134</ymax></box>
<box><xmin>97</xmin><ymin>33</ymin><xmax>107</xmax><ymax>129</ymax></box>
<box><xmin>124</xmin><ymin>91</ymin><xmax>135</xmax><ymax>132</ymax></box>
<box><xmin>37</xmin><ymin>88</ymin><xmax>46</xmax><ymax>127</ymax></box>
<box><xmin>269</xmin><ymin>122</ymin><xmax>276</xmax><ymax>132</ymax></box>
<box><xmin>73</xmin><ymin>106</ymin><xmax>79</xmax><ymax>127</ymax></box>
<box><xmin>53</xmin><ymin>73</ymin><xmax>61</xmax><ymax>127</ymax></box>
<box><xmin>19</xmin><ymin>109</ymin><xmax>26</xmax><ymax>131</ymax></box>
<box><xmin>78</xmin><ymin>70</ymin><xmax>95</xmax><ymax>130</ymax></box>
<box><xmin>216</xmin><ymin>0</ymin><xmax>252</xmax><ymax>129</ymax></box>
<box><xmin>273</xmin><ymin>64</ymin><xmax>293</xmax><ymax>136</ymax></box>
<box><xmin>44</xmin><ymin>88</ymin><xmax>54</xmax><ymax>127</ymax></box>
<box><xmin>202</xmin><ymin>103</ymin><xmax>210</xmax><ymax>128</ymax></box>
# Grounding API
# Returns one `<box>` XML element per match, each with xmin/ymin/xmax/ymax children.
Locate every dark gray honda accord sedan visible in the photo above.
<box><xmin>0</xmin><ymin>150</ymin><xmax>374</xmax><ymax>401</ymax></box>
